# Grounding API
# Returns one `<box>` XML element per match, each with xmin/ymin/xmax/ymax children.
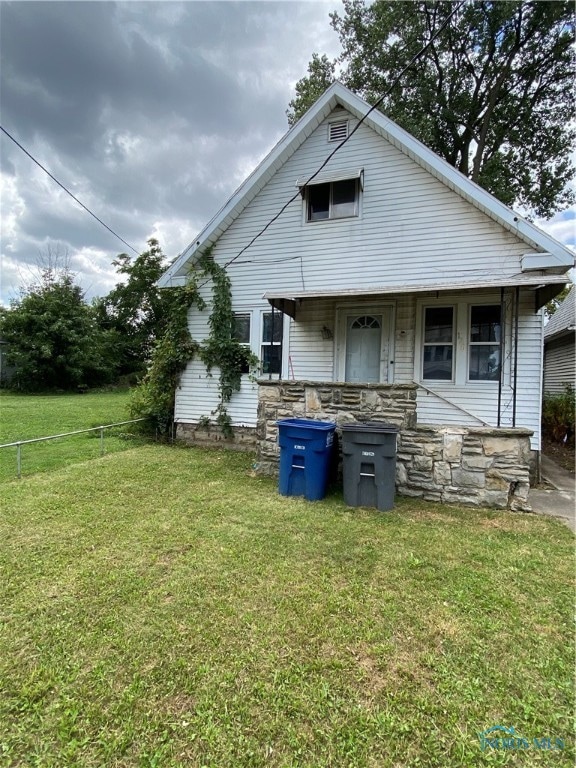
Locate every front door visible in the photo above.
<box><xmin>337</xmin><ymin>305</ymin><xmax>394</xmax><ymax>384</ymax></box>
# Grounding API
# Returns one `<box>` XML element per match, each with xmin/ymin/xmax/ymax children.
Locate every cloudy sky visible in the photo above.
<box><xmin>1</xmin><ymin>1</ymin><xmax>574</xmax><ymax>307</ymax></box>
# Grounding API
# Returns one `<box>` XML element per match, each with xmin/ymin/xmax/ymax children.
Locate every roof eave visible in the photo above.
<box><xmin>544</xmin><ymin>326</ymin><xmax>576</xmax><ymax>344</ymax></box>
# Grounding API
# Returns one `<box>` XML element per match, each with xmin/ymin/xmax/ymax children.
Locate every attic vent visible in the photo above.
<box><xmin>328</xmin><ymin>120</ymin><xmax>348</xmax><ymax>142</ymax></box>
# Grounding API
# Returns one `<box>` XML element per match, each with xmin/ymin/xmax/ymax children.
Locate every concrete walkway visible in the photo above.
<box><xmin>529</xmin><ymin>454</ymin><xmax>575</xmax><ymax>532</ymax></box>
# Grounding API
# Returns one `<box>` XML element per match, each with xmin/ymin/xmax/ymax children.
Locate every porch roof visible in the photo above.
<box><xmin>263</xmin><ymin>273</ymin><xmax>569</xmax><ymax>318</ymax></box>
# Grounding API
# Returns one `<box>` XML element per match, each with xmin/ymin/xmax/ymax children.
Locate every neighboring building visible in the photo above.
<box><xmin>159</xmin><ymin>83</ymin><xmax>574</xmax><ymax>510</ymax></box>
<box><xmin>543</xmin><ymin>285</ymin><xmax>575</xmax><ymax>395</ymax></box>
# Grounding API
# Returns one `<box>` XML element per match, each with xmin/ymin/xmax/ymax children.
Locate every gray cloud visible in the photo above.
<box><xmin>1</xmin><ymin>1</ymin><xmax>572</xmax><ymax>307</ymax></box>
<box><xmin>1</xmin><ymin>1</ymin><xmax>341</xmax><ymax>303</ymax></box>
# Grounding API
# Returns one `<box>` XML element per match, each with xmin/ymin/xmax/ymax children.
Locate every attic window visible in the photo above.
<box><xmin>328</xmin><ymin>120</ymin><xmax>348</xmax><ymax>142</ymax></box>
<box><xmin>307</xmin><ymin>178</ymin><xmax>359</xmax><ymax>221</ymax></box>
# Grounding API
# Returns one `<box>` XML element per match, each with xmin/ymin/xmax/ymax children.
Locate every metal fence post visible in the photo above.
<box><xmin>100</xmin><ymin>426</ymin><xmax>105</xmax><ymax>456</ymax></box>
<box><xmin>16</xmin><ymin>442</ymin><xmax>21</xmax><ymax>479</ymax></box>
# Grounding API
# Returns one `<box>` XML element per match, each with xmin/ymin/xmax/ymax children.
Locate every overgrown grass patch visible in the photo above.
<box><xmin>0</xmin><ymin>390</ymin><xmax>139</xmax><ymax>480</ymax></box>
<box><xmin>0</xmin><ymin>445</ymin><xmax>573</xmax><ymax>766</ymax></box>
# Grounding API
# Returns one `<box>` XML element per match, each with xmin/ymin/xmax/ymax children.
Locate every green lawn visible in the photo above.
<box><xmin>0</xmin><ymin>390</ymin><xmax>138</xmax><ymax>481</ymax></box>
<box><xmin>0</xmin><ymin>445</ymin><xmax>573</xmax><ymax>767</ymax></box>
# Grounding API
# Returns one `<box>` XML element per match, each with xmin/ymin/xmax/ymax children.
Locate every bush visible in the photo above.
<box><xmin>542</xmin><ymin>385</ymin><xmax>575</xmax><ymax>445</ymax></box>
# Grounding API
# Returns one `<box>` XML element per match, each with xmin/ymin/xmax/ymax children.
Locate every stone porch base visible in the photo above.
<box><xmin>255</xmin><ymin>380</ymin><xmax>533</xmax><ymax>512</ymax></box>
<box><xmin>397</xmin><ymin>425</ymin><xmax>532</xmax><ymax>511</ymax></box>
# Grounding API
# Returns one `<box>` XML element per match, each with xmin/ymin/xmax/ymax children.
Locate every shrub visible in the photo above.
<box><xmin>542</xmin><ymin>385</ymin><xmax>575</xmax><ymax>445</ymax></box>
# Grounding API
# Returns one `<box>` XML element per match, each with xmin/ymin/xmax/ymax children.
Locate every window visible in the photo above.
<box><xmin>423</xmin><ymin>307</ymin><xmax>454</xmax><ymax>381</ymax></box>
<box><xmin>233</xmin><ymin>313</ymin><xmax>251</xmax><ymax>374</ymax></box>
<box><xmin>307</xmin><ymin>179</ymin><xmax>359</xmax><ymax>221</ymax></box>
<box><xmin>418</xmin><ymin>301</ymin><xmax>504</xmax><ymax>385</ymax></box>
<box><xmin>261</xmin><ymin>311</ymin><xmax>282</xmax><ymax>375</ymax></box>
<box><xmin>351</xmin><ymin>315</ymin><xmax>381</xmax><ymax>330</ymax></box>
<box><xmin>469</xmin><ymin>305</ymin><xmax>501</xmax><ymax>381</ymax></box>
<box><xmin>232</xmin><ymin>313</ymin><xmax>250</xmax><ymax>345</ymax></box>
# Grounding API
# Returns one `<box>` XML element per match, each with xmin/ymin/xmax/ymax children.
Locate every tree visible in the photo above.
<box><xmin>545</xmin><ymin>283</ymin><xmax>572</xmax><ymax>319</ymax></box>
<box><xmin>287</xmin><ymin>0</ymin><xmax>575</xmax><ymax>218</ymax></box>
<box><xmin>0</xmin><ymin>266</ymin><xmax>110</xmax><ymax>391</ymax></box>
<box><xmin>287</xmin><ymin>54</ymin><xmax>336</xmax><ymax>127</ymax></box>
<box><xmin>94</xmin><ymin>239</ymin><xmax>173</xmax><ymax>378</ymax></box>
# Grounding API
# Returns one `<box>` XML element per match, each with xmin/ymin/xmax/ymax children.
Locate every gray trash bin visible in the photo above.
<box><xmin>341</xmin><ymin>422</ymin><xmax>399</xmax><ymax>511</ymax></box>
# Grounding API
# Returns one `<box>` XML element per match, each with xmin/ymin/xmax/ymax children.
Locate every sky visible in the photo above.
<box><xmin>1</xmin><ymin>0</ymin><xmax>574</xmax><ymax>307</ymax></box>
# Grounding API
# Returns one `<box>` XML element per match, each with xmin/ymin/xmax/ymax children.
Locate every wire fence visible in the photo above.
<box><xmin>0</xmin><ymin>419</ymin><xmax>147</xmax><ymax>479</ymax></box>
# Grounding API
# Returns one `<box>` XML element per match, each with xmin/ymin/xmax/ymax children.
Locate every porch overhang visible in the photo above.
<box><xmin>264</xmin><ymin>273</ymin><xmax>570</xmax><ymax>317</ymax></box>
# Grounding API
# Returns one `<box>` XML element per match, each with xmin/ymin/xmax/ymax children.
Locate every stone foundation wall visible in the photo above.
<box><xmin>256</xmin><ymin>380</ymin><xmax>533</xmax><ymax>512</ymax></box>
<box><xmin>176</xmin><ymin>422</ymin><xmax>257</xmax><ymax>451</ymax></box>
<box><xmin>397</xmin><ymin>426</ymin><xmax>532</xmax><ymax>511</ymax></box>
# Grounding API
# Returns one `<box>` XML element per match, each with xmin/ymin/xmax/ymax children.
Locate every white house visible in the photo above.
<box><xmin>158</xmin><ymin>83</ymin><xmax>574</xmax><ymax>510</ymax></box>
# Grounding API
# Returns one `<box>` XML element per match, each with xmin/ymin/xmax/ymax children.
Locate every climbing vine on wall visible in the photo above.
<box><xmin>196</xmin><ymin>250</ymin><xmax>258</xmax><ymax>437</ymax></box>
<box><xmin>130</xmin><ymin>245</ymin><xmax>257</xmax><ymax>438</ymax></box>
<box><xmin>129</xmin><ymin>278</ymin><xmax>203</xmax><ymax>436</ymax></box>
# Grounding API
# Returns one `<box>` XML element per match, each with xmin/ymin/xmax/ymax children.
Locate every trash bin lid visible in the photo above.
<box><xmin>276</xmin><ymin>418</ymin><xmax>336</xmax><ymax>431</ymax></box>
<box><xmin>340</xmin><ymin>421</ymin><xmax>399</xmax><ymax>433</ymax></box>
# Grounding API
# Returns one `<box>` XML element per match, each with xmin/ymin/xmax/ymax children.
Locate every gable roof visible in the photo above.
<box><xmin>544</xmin><ymin>285</ymin><xmax>575</xmax><ymax>342</ymax></box>
<box><xmin>159</xmin><ymin>82</ymin><xmax>575</xmax><ymax>288</ymax></box>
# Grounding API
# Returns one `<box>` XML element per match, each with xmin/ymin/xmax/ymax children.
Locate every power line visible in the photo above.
<box><xmin>0</xmin><ymin>125</ymin><xmax>140</xmax><ymax>255</ymax></box>
<box><xmin>218</xmin><ymin>0</ymin><xmax>466</xmax><ymax>273</ymax></box>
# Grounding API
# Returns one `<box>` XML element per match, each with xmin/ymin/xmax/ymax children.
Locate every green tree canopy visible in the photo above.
<box><xmin>94</xmin><ymin>238</ymin><xmax>173</xmax><ymax>378</ymax></box>
<box><xmin>0</xmin><ymin>267</ymin><xmax>109</xmax><ymax>391</ymax></box>
<box><xmin>287</xmin><ymin>0</ymin><xmax>575</xmax><ymax>218</ymax></box>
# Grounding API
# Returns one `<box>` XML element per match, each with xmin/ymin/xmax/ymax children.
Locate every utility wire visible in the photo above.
<box><xmin>218</xmin><ymin>0</ymin><xmax>466</xmax><ymax>274</ymax></box>
<box><xmin>0</xmin><ymin>125</ymin><xmax>140</xmax><ymax>255</ymax></box>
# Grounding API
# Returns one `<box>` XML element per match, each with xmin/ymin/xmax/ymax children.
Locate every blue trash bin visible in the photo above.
<box><xmin>277</xmin><ymin>418</ymin><xmax>336</xmax><ymax>501</ymax></box>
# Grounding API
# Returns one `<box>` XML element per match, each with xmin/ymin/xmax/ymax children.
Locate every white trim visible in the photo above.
<box><xmin>521</xmin><ymin>252</ymin><xmax>573</xmax><ymax>273</ymax></box>
<box><xmin>466</xmin><ymin>302</ymin><xmax>502</xmax><ymax>384</ymax></box>
<box><xmin>419</xmin><ymin>304</ymin><xmax>456</xmax><ymax>384</ymax></box>
<box><xmin>159</xmin><ymin>82</ymin><xmax>574</xmax><ymax>288</ymax></box>
<box><xmin>282</xmin><ymin>314</ymin><xmax>291</xmax><ymax>380</ymax></box>
<box><xmin>257</xmin><ymin>309</ymin><xmax>290</xmax><ymax>380</ymax></box>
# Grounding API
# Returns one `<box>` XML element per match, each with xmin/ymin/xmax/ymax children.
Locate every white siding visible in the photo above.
<box><xmin>286</xmin><ymin>298</ymin><xmax>335</xmax><ymax>381</ymax></box>
<box><xmin>174</xmin><ymin>285</ymin><xmax>220</xmax><ymax>425</ymax></box>
<box><xmin>213</xmin><ymin>107</ymin><xmax>530</xmax><ymax>305</ymax></box>
<box><xmin>175</xmin><ymin>107</ymin><xmax>544</xmax><ymax>443</ymax></box>
<box><xmin>543</xmin><ymin>337</ymin><xmax>576</xmax><ymax>394</ymax></box>
<box><xmin>175</xmin><ymin>289</ymin><xmax>286</xmax><ymax>428</ymax></box>
<box><xmin>511</xmin><ymin>293</ymin><xmax>545</xmax><ymax>450</ymax></box>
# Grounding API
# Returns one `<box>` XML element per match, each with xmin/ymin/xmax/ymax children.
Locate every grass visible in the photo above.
<box><xmin>0</xmin><ymin>390</ymin><xmax>139</xmax><ymax>481</ymax></box>
<box><xmin>0</xmin><ymin>444</ymin><xmax>573</xmax><ymax>767</ymax></box>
